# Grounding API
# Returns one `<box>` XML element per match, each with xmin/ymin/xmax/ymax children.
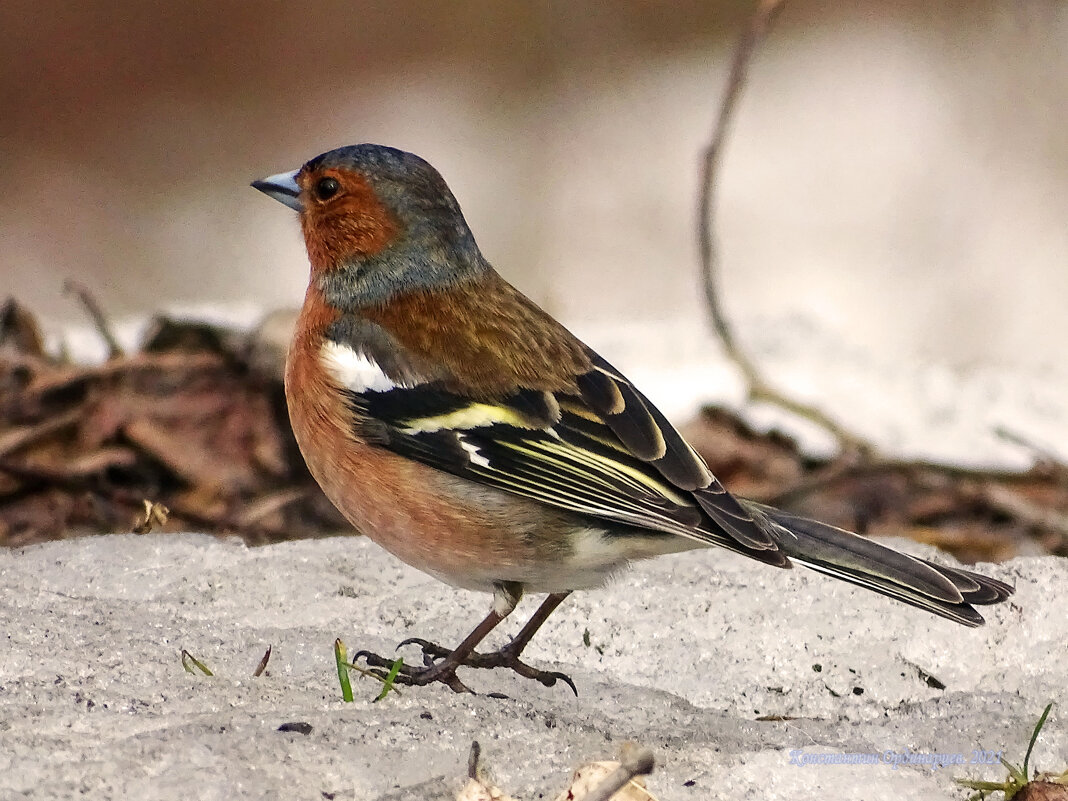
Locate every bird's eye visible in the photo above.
<box><xmin>315</xmin><ymin>177</ymin><xmax>340</xmax><ymax>200</ymax></box>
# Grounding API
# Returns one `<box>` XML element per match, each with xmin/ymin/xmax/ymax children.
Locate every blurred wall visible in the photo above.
<box><xmin>2</xmin><ymin>1</ymin><xmax>1066</xmax><ymax>370</ymax></box>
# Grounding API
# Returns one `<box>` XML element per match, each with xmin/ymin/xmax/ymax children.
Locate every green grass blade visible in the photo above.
<box><xmin>1023</xmin><ymin>702</ymin><xmax>1053</xmax><ymax>780</ymax></box>
<box><xmin>180</xmin><ymin>649</ymin><xmax>213</xmax><ymax>676</ymax></box>
<box><xmin>334</xmin><ymin>638</ymin><xmax>354</xmax><ymax>703</ymax></box>
<box><xmin>374</xmin><ymin>658</ymin><xmax>404</xmax><ymax>702</ymax></box>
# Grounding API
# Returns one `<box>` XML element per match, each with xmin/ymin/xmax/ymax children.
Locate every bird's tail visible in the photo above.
<box><xmin>744</xmin><ymin>501</ymin><xmax>1014</xmax><ymax>626</ymax></box>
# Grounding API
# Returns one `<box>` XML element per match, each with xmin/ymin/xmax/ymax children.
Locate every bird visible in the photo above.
<box><xmin>252</xmin><ymin>143</ymin><xmax>1014</xmax><ymax>694</ymax></box>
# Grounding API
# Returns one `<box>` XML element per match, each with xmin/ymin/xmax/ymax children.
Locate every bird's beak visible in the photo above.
<box><xmin>251</xmin><ymin>169</ymin><xmax>303</xmax><ymax>212</ymax></box>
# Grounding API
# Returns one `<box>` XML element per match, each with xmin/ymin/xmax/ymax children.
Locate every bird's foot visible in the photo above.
<box><xmin>354</xmin><ymin>648</ymin><xmax>475</xmax><ymax>694</ymax></box>
<box><xmin>397</xmin><ymin>636</ymin><xmax>578</xmax><ymax>695</ymax></box>
<box><xmin>353</xmin><ymin>638</ymin><xmax>577</xmax><ymax>695</ymax></box>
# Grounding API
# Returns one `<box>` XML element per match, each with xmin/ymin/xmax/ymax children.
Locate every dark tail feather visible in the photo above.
<box><xmin>743</xmin><ymin>501</ymin><xmax>1015</xmax><ymax>627</ymax></box>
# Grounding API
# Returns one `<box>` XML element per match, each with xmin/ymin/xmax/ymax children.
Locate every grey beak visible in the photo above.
<box><xmin>251</xmin><ymin>169</ymin><xmax>303</xmax><ymax>212</ymax></box>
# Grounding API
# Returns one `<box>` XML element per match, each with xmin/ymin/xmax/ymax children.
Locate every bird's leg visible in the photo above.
<box><xmin>399</xmin><ymin>592</ymin><xmax>576</xmax><ymax>695</ymax></box>
<box><xmin>355</xmin><ymin>582</ymin><xmax>522</xmax><ymax>694</ymax></box>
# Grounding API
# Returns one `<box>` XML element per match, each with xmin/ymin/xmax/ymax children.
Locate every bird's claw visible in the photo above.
<box><xmin>395</xmin><ymin>637</ymin><xmax>452</xmax><ymax>666</ymax></box>
<box><xmin>354</xmin><ymin>649</ymin><xmax>474</xmax><ymax>693</ymax></box>
<box><xmin>353</xmin><ymin>635</ymin><xmax>578</xmax><ymax>695</ymax></box>
<box><xmin>390</xmin><ymin>638</ymin><xmax>578</xmax><ymax>696</ymax></box>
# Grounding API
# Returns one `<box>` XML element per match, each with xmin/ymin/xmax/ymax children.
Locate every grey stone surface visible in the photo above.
<box><xmin>0</xmin><ymin>533</ymin><xmax>1063</xmax><ymax>800</ymax></box>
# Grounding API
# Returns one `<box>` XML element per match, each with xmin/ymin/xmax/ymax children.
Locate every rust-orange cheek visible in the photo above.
<box><xmin>300</xmin><ymin>177</ymin><xmax>400</xmax><ymax>273</ymax></box>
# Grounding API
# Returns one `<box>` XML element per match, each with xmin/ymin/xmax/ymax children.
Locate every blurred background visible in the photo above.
<box><xmin>2</xmin><ymin>0</ymin><xmax>1066</xmax><ymax>371</ymax></box>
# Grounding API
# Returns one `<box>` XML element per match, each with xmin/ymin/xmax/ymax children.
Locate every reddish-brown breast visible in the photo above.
<box><xmin>284</xmin><ymin>283</ymin><xmax>551</xmax><ymax>588</ymax></box>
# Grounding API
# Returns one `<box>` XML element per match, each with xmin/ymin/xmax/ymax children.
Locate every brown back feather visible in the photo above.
<box><xmin>362</xmin><ymin>274</ymin><xmax>592</xmax><ymax>397</ymax></box>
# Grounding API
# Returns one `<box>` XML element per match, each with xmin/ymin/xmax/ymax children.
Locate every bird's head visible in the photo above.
<box><xmin>253</xmin><ymin>144</ymin><xmax>488</xmax><ymax>307</ymax></box>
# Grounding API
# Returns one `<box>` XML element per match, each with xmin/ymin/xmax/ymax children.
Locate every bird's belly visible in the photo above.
<box><xmin>295</xmin><ymin>424</ymin><xmax>650</xmax><ymax>593</ymax></box>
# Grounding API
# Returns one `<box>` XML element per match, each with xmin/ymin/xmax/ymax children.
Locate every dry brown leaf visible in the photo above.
<box><xmin>132</xmin><ymin>500</ymin><xmax>169</xmax><ymax>534</ymax></box>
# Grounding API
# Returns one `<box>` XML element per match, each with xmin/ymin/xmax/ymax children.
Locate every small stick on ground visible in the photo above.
<box><xmin>64</xmin><ymin>279</ymin><xmax>125</xmax><ymax>359</ymax></box>
<box><xmin>582</xmin><ymin>743</ymin><xmax>656</xmax><ymax>801</ymax></box>
<box><xmin>234</xmin><ymin>488</ymin><xmax>309</xmax><ymax>528</ymax></box>
<box><xmin>698</xmin><ymin>0</ymin><xmax>871</xmax><ymax>456</ymax></box>
<box><xmin>252</xmin><ymin>645</ymin><xmax>272</xmax><ymax>677</ymax></box>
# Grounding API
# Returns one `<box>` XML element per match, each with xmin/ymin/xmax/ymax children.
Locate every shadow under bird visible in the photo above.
<box><xmin>252</xmin><ymin>144</ymin><xmax>1014</xmax><ymax>694</ymax></box>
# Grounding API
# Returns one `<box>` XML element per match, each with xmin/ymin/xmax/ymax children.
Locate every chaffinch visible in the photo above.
<box><xmin>252</xmin><ymin>144</ymin><xmax>1013</xmax><ymax>694</ymax></box>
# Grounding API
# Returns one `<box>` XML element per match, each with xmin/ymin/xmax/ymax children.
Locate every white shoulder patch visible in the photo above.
<box><xmin>320</xmin><ymin>341</ymin><xmax>398</xmax><ymax>393</ymax></box>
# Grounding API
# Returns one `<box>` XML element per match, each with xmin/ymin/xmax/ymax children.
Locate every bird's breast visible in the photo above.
<box><xmin>284</xmin><ymin>312</ymin><xmax>565</xmax><ymax>591</ymax></box>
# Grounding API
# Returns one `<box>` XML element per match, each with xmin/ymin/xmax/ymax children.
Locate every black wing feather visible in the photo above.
<box><xmin>342</xmin><ymin>376</ymin><xmax>788</xmax><ymax>565</ymax></box>
<box><xmin>578</xmin><ymin>352</ymin><xmax>780</xmax><ymax>551</ymax></box>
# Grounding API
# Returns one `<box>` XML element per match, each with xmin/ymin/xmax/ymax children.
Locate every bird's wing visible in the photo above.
<box><xmin>328</xmin><ymin>338</ymin><xmax>787</xmax><ymax>565</ymax></box>
<box><xmin>575</xmin><ymin>350</ymin><xmax>782</xmax><ymax>555</ymax></box>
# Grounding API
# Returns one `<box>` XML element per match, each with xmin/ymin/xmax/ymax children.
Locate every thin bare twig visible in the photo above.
<box><xmin>234</xmin><ymin>488</ymin><xmax>308</xmax><ymax>527</ymax></box>
<box><xmin>767</xmin><ymin>456</ymin><xmax>1037</xmax><ymax>507</ymax></box>
<box><xmin>696</xmin><ymin>11</ymin><xmax>1066</xmax><ymax>551</ymax></box>
<box><xmin>0</xmin><ymin>298</ymin><xmax>46</xmax><ymax>356</ymax></box>
<box><xmin>995</xmin><ymin>425</ymin><xmax>1068</xmax><ymax>483</ymax></box>
<box><xmin>25</xmin><ymin>351</ymin><xmax>224</xmax><ymax>401</ymax></box>
<box><xmin>0</xmin><ymin>410</ymin><xmax>82</xmax><ymax>459</ymax></box>
<box><xmin>0</xmin><ymin>449</ymin><xmax>136</xmax><ymax>486</ymax></box>
<box><xmin>698</xmin><ymin>0</ymin><xmax>871</xmax><ymax>455</ymax></box>
<box><xmin>765</xmin><ymin>456</ymin><xmax>1068</xmax><ymax>547</ymax></box>
<box><xmin>583</xmin><ymin>743</ymin><xmax>656</xmax><ymax>801</ymax></box>
<box><xmin>64</xmin><ymin>280</ymin><xmax>124</xmax><ymax>359</ymax></box>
